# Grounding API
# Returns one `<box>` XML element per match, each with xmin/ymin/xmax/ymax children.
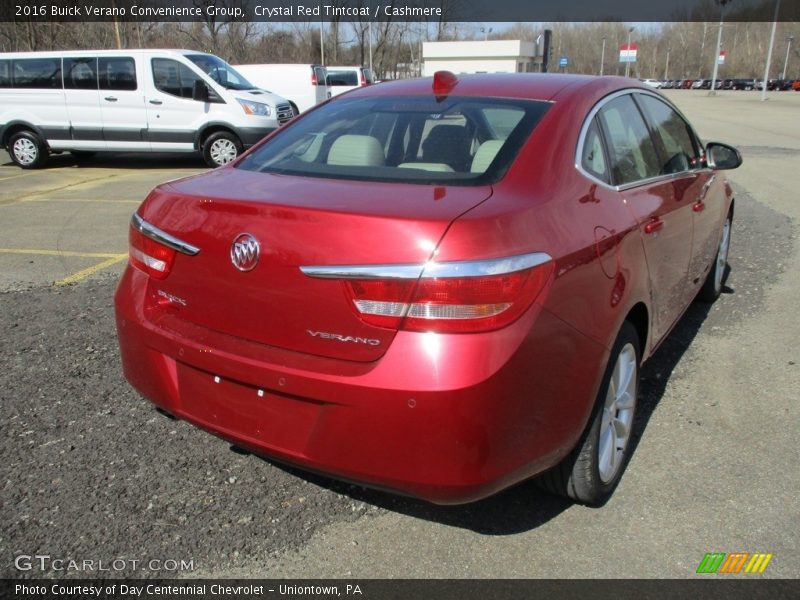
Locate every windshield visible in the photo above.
<box><xmin>186</xmin><ymin>54</ymin><xmax>255</xmax><ymax>91</ymax></box>
<box><xmin>237</xmin><ymin>95</ymin><xmax>549</xmax><ymax>186</ymax></box>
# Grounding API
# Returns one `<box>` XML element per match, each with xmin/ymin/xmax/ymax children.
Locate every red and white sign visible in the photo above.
<box><xmin>619</xmin><ymin>43</ymin><xmax>638</xmax><ymax>63</ymax></box>
<box><xmin>718</xmin><ymin>50</ymin><xmax>728</xmax><ymax>65</ymax></box>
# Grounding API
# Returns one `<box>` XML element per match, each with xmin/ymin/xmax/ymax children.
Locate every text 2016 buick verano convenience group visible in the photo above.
<box><xmin>115</xmin><ymin>72</ymin><xmax>741</xmax><ymax>505</ymax></box>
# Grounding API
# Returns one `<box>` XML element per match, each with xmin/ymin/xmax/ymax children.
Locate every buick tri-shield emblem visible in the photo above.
<box><xmin>230</xmin><ymin>233</ymin><xmax>260</xmax><ymax>272</ymax></box>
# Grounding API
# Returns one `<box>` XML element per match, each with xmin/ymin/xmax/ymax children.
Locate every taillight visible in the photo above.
<box><xmin>128</xmin><ymin>213</ymin><xmax>200</xmax><ymax>280</ymax></box>
<box><xmin>360</xmin><ymin>71</ymin><xmax>366</xmax><ymax>86</ymax></box>
<box><xmin>311</xmin><ymin>69</ymin><xmax>318</xmax><ymax>86</ymax></box>
<box><xmin>302</xmin><ymin>253</ymin><xmax>553</xmax><ymax>334</ymax></box>
<box><xmin>129</xmin><ymin>226</ymin><xmax>176</xmax><ymax>280</ymax></box>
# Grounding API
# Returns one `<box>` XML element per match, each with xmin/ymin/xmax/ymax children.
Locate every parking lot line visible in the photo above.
<box><xmin>0</xmin><ymin>171</ymin><xmax>34</xmax><ymax>182</ymax></box>
<box><xmin>17</xmin><ymin>198</ymin><xmax>141</xmax><ymax>205</ymax></box>
<box><xmin>55</xmin><ymin>254</ymin><xmax>127</xmax><ymax>286</ymax></box>
<box><xmin>0</xmin><ymin>248</ymin><xmax>123</xmax><ymax>259</ymax></box>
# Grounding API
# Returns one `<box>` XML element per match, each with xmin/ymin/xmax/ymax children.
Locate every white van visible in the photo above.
<box><xmin>233</xmin><ymin>64</ymin><xmax>330</xmax><ymax>114</ymax></box>
<box><xmin>325</xmin><ymin>66</ymin><xmax>375</xmax><ymax>97</ymax></box>
<box><xmin>0</xmin><ymin>49</ymin><xmax>294</xmax><ymax>168</ymax></box>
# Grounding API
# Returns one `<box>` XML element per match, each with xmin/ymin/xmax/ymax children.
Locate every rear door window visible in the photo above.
<box><xmin>99</xmin><ymin>57</ymin><xmax>137</xmax><ymax>91</ymax></box>
<box><xmin>597</xmin><ymin>94</ymin><xmax>661</xmax><ymax>186</ymax></box>
<box><xmin>12</xmin><ymin>58</ymin><xmax>62</xmax><ymax>89</ymax></box>
<box><xmin>64</xmin><ymin>57</ymin><xmax>98</xmax><ymax>90</ymax></box>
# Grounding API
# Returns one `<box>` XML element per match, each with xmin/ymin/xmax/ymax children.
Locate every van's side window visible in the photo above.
<box><xmin>152</xmin><ymin>58</ymin><xmax>201</xmax><ymax>99</ymax></box>
<box><xmin>12</xmin><ymin>58</ymin><xmax>62</xmax><ymax>89</ymax></box>
<box><xmin>99</xmin><ymin>57</ymin><xmax>137</xmax><ymax>91</ymax></box>
<box><xmin>64</xmin><ymin>58</ymin><xmax>98</xmax><ymax>90</ymax></box>
<box><xmin>0</xmin><ymin>60</ymin><xmax>10</xmax><ymax>88</ymax></box>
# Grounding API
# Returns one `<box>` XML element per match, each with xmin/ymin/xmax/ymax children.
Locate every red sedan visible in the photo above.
<box><xmin>115</xmin><ymin>72</ymin><xmax>741</xmax><ymax>505</ymax></box>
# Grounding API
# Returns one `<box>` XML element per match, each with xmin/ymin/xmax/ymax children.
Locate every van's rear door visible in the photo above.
<box><xmin>313</xmin><ymin>66</ymin><xmax>331</xmax><ymax>103</ymax></box>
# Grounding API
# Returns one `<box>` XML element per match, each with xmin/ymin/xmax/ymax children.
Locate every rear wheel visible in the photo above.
<box><xmin>697</xmin><ymin>213</ymin><xmax>732</xmax><ymax>303</ymax></box>
<box><xmin>202</xmin><ymin>131</ymin><xmax>242</xmax><ymax>168</ymax></box>
<box><xmin>9</xmin><ymin>131</ymin><xmax>48</xmax><ymax>169</ymax></box>
<box><xmin>539</xmin><ymin>321</ymin><xmax>640</xmax><ymax>505</ymax></box>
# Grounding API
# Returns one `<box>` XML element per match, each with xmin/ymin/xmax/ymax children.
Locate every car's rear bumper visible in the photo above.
<box><xmin>114</xmin><ymin>266</ymin><xmax>607</xmax><ymax>504</ymax></box>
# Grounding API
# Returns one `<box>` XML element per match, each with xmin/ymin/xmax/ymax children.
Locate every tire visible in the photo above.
<box><xmin>202</xmin><ymin>131</ymin><xmax>242</xmax><ymax>168</ymax></box>
<box><xmin>538</xmin><ymin>321</ymin><xmax>641</xmax><ymax>506</ymax></box>
<box><xmin>697</xmin><ymin>213</ymin><xmax>732</xmax><ymax>303</ymax></box>
<box><xmin>289</xmin><ymin>102</ymin><xmax>299</xmax><ymax>117</ymax></box>
<box><xmin>8</xmin><ymin>131</ymin><xmax>48</xmax><ymax>169</ymax></box>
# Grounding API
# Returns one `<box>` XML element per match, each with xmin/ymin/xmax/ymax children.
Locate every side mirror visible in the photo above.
<box><xmin>192</xmin><ymin>80</ymin><xmax>210</xmax><ymax>102</ymax></box>
<box><xmin>706</xmin><ymin>142</ymin><xmax>742</xmax><ymax>170</ymax></box>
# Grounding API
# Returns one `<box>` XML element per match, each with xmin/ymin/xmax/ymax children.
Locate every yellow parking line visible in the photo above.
<box><xmin>0</xmin><ymin>171</ymin><xmax>34</xmax><ymax>182</ymax></box>
<box><xmin>18</xmin><ymin>198</ymin><xmax>141</xmax><ymax>204</ymax></box>
<box><xmin>0</xmin><ymin>248</ymin><xmax>123</xmax><ymax>259</ymax></box>
<box><xmin>56</xmin><ymin>254</ymin><xmax>128</xmax><ymax>286</ymax></box>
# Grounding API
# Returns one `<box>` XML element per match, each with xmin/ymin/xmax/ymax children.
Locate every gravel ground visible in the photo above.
<box><xmin>1</xmin><ymin>182</ymin><xmax>793</xmax><ymax>579</ymax></box>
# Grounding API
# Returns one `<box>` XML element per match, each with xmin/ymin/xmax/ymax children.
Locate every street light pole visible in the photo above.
<box><xmin>624</xmin><ymin>27</ymin><xmax>634</xmax><ymax>78</ymax></box>
<box><xmin>783</xmin><ymin>36</ymin><xmax>795</xmax><ymax>80</ymax></box>
<box><xmin>761</xmin><ymin>0</ymin><xmax>781</xmax><ymax>101</ymax></box>
<box><xmin>709</xmin><ymin>19</ymin><xmax>724</xmax><ymax>95</ymax></box>
<box><xmin>600</xmin><ymin>37</ymin><xmax>607</xmax><ymax>76</ymax></box>
<box><xmin>664</xmin><ymin>46</ymin><xmax>671</xmax><ymax>80</ymax></box>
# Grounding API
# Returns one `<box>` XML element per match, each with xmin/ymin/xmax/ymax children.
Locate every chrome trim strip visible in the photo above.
<box><xmin>131</xmin><ymin>213</ymin><xmax>200</xmax><ymax>256</ymax></box>
<box><xmin>574</xmin><ymin>88</ymin><xmax>709</xmax><ymax>192</ymax></box>
<box><xmin>300</xmin><ymin>252</ymin><xmax>553</xmax><ymax>280</ymax></box>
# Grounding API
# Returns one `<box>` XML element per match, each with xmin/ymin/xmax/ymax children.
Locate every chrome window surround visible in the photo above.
<box><xmin>131</xmin><ymin>213</ymin><xmax>200</xmax><ymax>256</ymax></box>
<box><xmin>300</xmin><ymin>252</ymin><xmax>553</xmax><ymax>280</ymax></box>
<box><xmin>575</xmin><ymin>88</ymin><xmax>710</xmax><ymax>193</ymax></box>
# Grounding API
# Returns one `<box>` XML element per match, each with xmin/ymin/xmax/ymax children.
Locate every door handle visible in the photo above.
<box><xmin>699</xmin><ymin>175</ymin><xmax>716</xmax><ymax>200</ymax></box>
<box><xmin>149</xmin><ymin>99</ymin><xmax>163</xmax><ymax>105</ymax></box>
<box><xmin>693</xmin><ymin>201</ymin><xmax>706</xmax><ymax>212</ymax></box>
<box><xmin>104</xmin><ymin>96</ymin><xmax>118</xmax><ymax>102</ymax></box>
<box><xmin>644</xmin><ymin>218</ymin><xmax>664</xmax><ymax>234</ymax></box>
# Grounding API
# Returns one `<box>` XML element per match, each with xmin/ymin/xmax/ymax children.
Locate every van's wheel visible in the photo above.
<box><xmin>697</xmin><ymin>213</ymin><xmax>732</xmax><ymax>303</ymax></box>
<box><xmin>289</xmin><ymin>102</ymin><xmax>299</xmax><ymax>117</ymax></box>
<box><xmin>203</xmin><ymin>131</ymin><xmax>242</xmax><ymax>167</ymax></box>
<box><xmin>9</xmin><ymin>131</ymin><xmax>49</xmax><ymax>169</ymax></box>
<box><xmin>538</xmin><ymin>321</ymin><xmax>640</xmax><ymax>505</ymax></box>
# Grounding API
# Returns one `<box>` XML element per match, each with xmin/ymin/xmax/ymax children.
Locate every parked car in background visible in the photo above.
<box><xmin>0</xmin><ymin>49</ymin><xmax>293</xmax><ymax>168</ymax></box>
<box><xmin>233</xmin><ymin>64</ymin><xmax>330</xmax><ymax>114</ymax></box>
<box><xmin>793</xmin><ymin>79</ymin><xmax>800</xmax><ymax>91</ymax></box>
<box><xmin>326</xmin><ymin>65</ymin><xmax>375</xmax><ymax>97</ymax></box>
<box><xmin>640</xmin><ymin>78</ymin><xmax>662</xmax><ymax>89</ymax></box>
<box><xmin>732</xmin><ymin>78</ymin><xmax>756</xmax><ymax>90</ymax></box>
<box><xmin>116</xmin><ymin>72</ymin><xmax>741</xmax><ymax>507</ymax></box>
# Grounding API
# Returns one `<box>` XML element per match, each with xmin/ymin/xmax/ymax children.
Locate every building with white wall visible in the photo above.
<box><xmin>422</xmin><ymin>40</ymin><xmax>540</xmax><ymax>76</ymax></box>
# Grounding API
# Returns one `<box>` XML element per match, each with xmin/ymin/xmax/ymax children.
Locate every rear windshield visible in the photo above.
<box><xmin>327</xmin><ymin>70</ymin><xmax>358</xmax><ymax>86</ymax></box>
<box><xmin>237</xmin><ymin>95</ymin><xmax>549</xmax><ymax>186</ymax></box>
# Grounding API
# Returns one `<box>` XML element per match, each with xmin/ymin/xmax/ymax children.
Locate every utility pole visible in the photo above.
<box><xmin>600</xmin><ymin>37</ymin><xmax>607</xmax><ymax>76</ymax></box>
<box><xmin>783</xmin><ymin>36</ymin><xmax>794</xmax><ymax>80</ymax></box>
<box><xmin>762</xmin><ymin>0</ymin><xmax>781</xmax><ymax>101</ymax></box>
<box><xmin>624</xmin><ymin>27</ymin><xmax>634</xmax><ymax>78</ymax></box>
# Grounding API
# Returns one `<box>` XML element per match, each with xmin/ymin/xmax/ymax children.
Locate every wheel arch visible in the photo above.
<box><xmin>1</xmin><ymin>121</ymin><xmax>49</xmax><ymax>149</ymax></box>
<box><xmin>194</xmin><ymin>123</ymin><xmax>239</xmax><ymax>151</ymax></box>
<box><xmin>624</xmin><ymin>302</ymin><xmax>649</xmax><ymax>362</ymax></box>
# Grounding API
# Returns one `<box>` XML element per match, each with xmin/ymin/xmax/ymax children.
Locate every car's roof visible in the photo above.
<box><xmin>351</xmin><ymin>73</ymin><xmax>649</xmax><ymax>103</ymax></box>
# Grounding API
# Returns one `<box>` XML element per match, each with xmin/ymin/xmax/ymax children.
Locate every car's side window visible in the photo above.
<box><xmin>0</xmin><ymin>60</ymin><xmax>11</xmax><ymax>88</ymax></box>
<box><xmin>636</xmin><ymin>94</ymin><xmax>701</xmax><ymax>175</ymax></box>
<box><xmin>152</xmin><ymin>58</ymin><xmax>201</xmax><ymax>99</ymax></box>
<box><xmin>597</xmin><ymin>94</ymin><xmax>661</xmax><ymax>186</ymax></box>
<box><xmin>64</xmin><ymin>57</ymin><xmax>98</xmax><ymax>90</ymax></box>
<box><xmin>99</xmin><ymin>57</ymin><xmax>137</xmax><ymax>91</ymax></box>
<box><xmin>581</xmin><ymin>118</ymin><xmax>610</xmax><ymax>183</ymax></box>
<box><xmin>11</xmin><ymin>58</ymin><xmax>62</xmax><ymax>89</ymax></box>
